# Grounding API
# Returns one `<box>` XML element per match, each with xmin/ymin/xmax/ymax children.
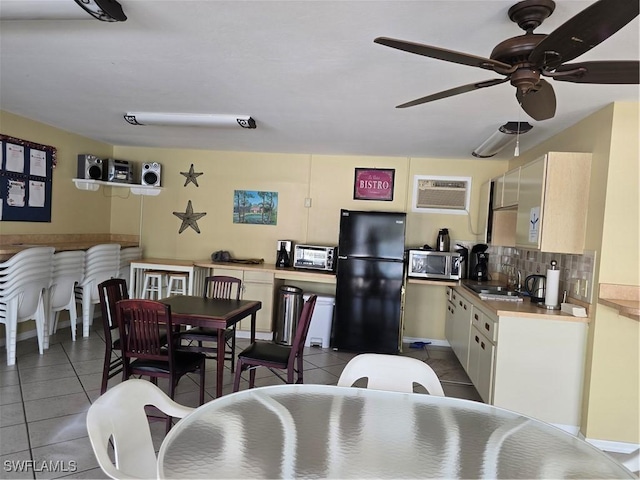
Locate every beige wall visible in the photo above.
<box><xmin>111</xmin><ymin>146</ymin><xmax>505</xmax><ymax>341</ymax></box>
<box><xmin>0</xmin><ymin>111</ymin><xmax>119</xmax><ymax>235</ymax></box>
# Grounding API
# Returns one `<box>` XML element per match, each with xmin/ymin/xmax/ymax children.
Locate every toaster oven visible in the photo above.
<box><xmin>293</xmin><ymin>245</ymin><xmax>337</xmax><ymax>272</ymax></box>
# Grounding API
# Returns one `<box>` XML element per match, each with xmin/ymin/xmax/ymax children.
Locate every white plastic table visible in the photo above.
<box><xmin>157</xmin><ymin>384</ymin><xmax>633</xmax><ymax>479</ymax></box>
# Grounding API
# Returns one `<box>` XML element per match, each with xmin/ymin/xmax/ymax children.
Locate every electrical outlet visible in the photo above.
<box><xmin>574</xmin><ymin>279</ymin><xmax>581</xmax><ymax>295</ymax></box>
<box><xmin>581</xmin><ymin>280</ymin><xmax>589</xmax><ymax>298</ymax></box>
<box><xmin>304</xmin><ymin>198</ymin><xmax>312</xmax><ymax>208</ymax></box>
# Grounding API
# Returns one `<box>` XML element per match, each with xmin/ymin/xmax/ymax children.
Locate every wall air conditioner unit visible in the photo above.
<box><xmin>412</xmin><ymin>175</ymin><xmax>471</xmax><ymax>215</ymax></box>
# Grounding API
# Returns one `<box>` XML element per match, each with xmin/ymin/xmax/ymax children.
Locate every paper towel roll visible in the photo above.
<box><xmin>545</xmin><ymin>267</ymin><xmax>560</xmax><ymax>307</ymax></box>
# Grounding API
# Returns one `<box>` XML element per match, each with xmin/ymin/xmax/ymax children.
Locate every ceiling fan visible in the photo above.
<box><xmin>375</xmin><ymin>0</ymin><xmax>639</xmax><ymax>120</ymax></box>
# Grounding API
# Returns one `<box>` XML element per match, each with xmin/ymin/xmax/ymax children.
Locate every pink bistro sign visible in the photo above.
<box><xmin>353</xmin><ymin>168</ymin><xmax>395</xmax><ymax>201</ymax></box>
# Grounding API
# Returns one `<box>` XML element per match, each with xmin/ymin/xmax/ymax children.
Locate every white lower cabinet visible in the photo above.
<box><xmin>446</xmin><ymin>289</ymin><xmax>472</xmax><ymax>371</ymax></box>
<box><xmin>212</xmin><ymin>267</ymin><xmax>275</xmax><ymax>333</ymax></box>
<box><xmin>444</xmin><ymin>288</ymin><xmax>455</xmax><ymax>346</ymax></box>
<box><xmin>468</xmin><ymin>307</ymin><xmax>496</xmax><ymax>403</ymax></box>
<box><xmin>456</xmin><ymin>286</ymin><xmax>588</xmax><ymax>431</ymax></box>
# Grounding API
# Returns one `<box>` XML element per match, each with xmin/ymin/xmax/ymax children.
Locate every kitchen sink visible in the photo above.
<box><xmin>466</xmin><ymin>284</ymin><xmax>516</xmax><ymax>295</ymax></box>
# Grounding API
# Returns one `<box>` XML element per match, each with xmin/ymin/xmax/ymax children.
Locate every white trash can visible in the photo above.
<box><xmin>303</xmin><ymin>293</ymin><xmax>335</xmax><ymax>348</ymax></box>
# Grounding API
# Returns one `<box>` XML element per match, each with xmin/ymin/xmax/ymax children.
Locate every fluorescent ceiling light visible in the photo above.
<box><xmin>124</xmin><ymin>113</ymin><xmax>257</xmax><ymax>129</ymax></box>
<box><xmin>0</xmin><ymin>0</ymin><xmax>126</xmax><ymax>21</ymax></box>
<box><xmin>472</xmin><ymin>122</ymin><xmax>533</xmax><ymax>158</ymax></box>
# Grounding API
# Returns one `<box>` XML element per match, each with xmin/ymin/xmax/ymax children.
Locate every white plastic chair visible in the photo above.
<box><xmin>48</xmin><ymin>250</ymin><xmax>85</xmax><ymax>340</ymax></box>
<box><xmin>75</xmin><ymin>244</ymin><xmax>120</xmax><ymax>337</ymax></box>
<box><xmin>86</xmin><ymin>379</ymin><xmax>194</xmax><ymax>480</ymax></box>
<box><xmin>337</xmin><ymin>353</ymin><xmax>445</xmax><ymax>396</ymax></box>
<box><xmin>117</xmin><ymin>247</ymin><xmax>142</xmax><ymax>282</ymax></box>
<box><xmin>0</xmin><ymin>247</ymin><xmax>55</xmax><ymax>365</ymax></box>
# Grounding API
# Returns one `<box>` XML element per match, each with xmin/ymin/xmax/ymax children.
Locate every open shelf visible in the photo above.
<box><xmin>72</xmin><ymin>179</ymin><xmax>162</xmax><ymax>196</ymax></box>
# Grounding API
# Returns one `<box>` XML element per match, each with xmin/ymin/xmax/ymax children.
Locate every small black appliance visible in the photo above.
<box><xmin>276</xmin><ymin>240</ymin><xmax>293</xmax><ymax>268</ymax></box>
<box><xmin>455</xmin><ymin>244</ymin><xmax>468</xmax><ymax>279</ymax></box>
<box><xmin>470</xmin><ymin>244</ymin><xmax>489</xmax><ymax>282</ymax></box>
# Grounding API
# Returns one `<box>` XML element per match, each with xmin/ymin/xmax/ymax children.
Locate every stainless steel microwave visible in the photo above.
<box><xmin>293</xmin><ymin>245</ymin><xmax>337</xmax><ymax>272</ymax></box>
<box><xmin>407</xmin><ymin>250</ymin><xmax>461</xmax><ymax>280</ymax></box>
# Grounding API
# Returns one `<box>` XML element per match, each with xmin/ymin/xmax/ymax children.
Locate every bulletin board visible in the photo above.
<box><xmin>0</xmin><ymin>134</ymin><xmax>56</xmax><ymax>222</ymax></box>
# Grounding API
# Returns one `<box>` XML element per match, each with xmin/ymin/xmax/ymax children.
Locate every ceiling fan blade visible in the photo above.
<box><xmin>529</xmin><ymin>0</ymin><xmax>639</xmax><ymax>69</ymax></box>
<box><xmin>396</xmin><ymin>78</ymin><xmax>508</xmax><ymax>109</ymax></box>
<box><xmin>374</xmin><ymin>37</ymin><xmax>513</xmax><ymax>73</ymax></box>
<box><xmin>516</xmin><ymin>79</ymin><xmax>556</xmax><ymax>121</ymax></box>
<box><xmin>551</xmin><ymin>61</ymin><xmax>640</xmax><ymax>84</ymax></box>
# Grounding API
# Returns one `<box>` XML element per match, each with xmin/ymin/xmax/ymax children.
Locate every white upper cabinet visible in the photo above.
<box><xmin>502</xmin><ymin>167</ymin><xmax>520</xmax><ymax>207</ymax></box>
<box><xmin>515</xmin><ymin>152</ymin><xmax>591</xmax><ymax>253</ymax></box>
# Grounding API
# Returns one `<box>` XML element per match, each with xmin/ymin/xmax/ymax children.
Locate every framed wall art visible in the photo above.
<box><xmin>353</xmin><ymin>168</ymin><xmax>395</xmax><ymax>201</ymax></box>
<box><xmin>233</xmin><ymin>190</ymin><xmax>278</xmax><ymax>225</ymax></box>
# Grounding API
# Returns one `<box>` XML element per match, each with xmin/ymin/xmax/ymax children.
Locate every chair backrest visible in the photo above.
<box><xmin>116</xmin><ymin>299</ymin><xmax>174</xmax><ymax>366</ymax></box>
<box><xmin>50</xmin><ymin>251</ymin><xmax>85</xmax><ymax>310</ymax></box>
<box><xmin>86</xmin><ymin>379</ymin><xmax>194</xmax><ymax>479</ymax></box>
<box><xmin>288</xmin><ymin>294</ymin><xmax>317</xmax><ymax>366</ymax></box>
<box><xmin>0</xmin><ymin>247</ymin><xmax>54</xmax><ymax>319</ymax></box>
<box><xmin>117</xmin><ymin>247</ymin><xmax>142</xmax><ymax>280</ymax></box>
<box><xmin>337</xmin><ymin>353</ymin><xmax>445</xmax><ymax>396</ymax></box>
<box><xmin>203</xmin><ymin>275</ymin><xmax>242</xmax><ymax>300</ymax></box>
<box><xmin>98</xmin><ymin>279</ymin><xmax>129</xmax><ymax>347</ymax></box>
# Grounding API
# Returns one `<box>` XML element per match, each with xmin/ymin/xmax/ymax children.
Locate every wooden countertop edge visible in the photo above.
<box><xmin>598</xmin><ymin>283</ymin><xmax>640</xmax><ymax>321</ymax></box>
<box><xmin>195</xmin><ymin>261</ymin><xmax>338</xmax><ymax>283</ymax></box>
<box><xmin>454</xmin><ymin>285</ymin><xmax>591</xmax><ymax>323</ymax></box>
<box><xmin>597</xmin><ymin>298</ymin><xmax>640</xmax><ymax>321</ymax></box>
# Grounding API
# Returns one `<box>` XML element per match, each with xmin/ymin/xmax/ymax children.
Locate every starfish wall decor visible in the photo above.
<box><xmin>173</xmin><ymin>200</ymin><xmax>206</xmax><ymax>234</ymax></box>
<box><xmin>180</xmin><ymin>164</ymin><xmax>203</xmax><ymax>187</ymax></box>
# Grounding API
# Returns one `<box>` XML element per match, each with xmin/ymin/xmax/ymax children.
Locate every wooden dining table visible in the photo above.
<box><xmin>157</xmin><ymin>384</ymin><xmax>634</xmax><ymax>479</ymax></box>
<box><xmin>159</xmin><ymin>295</ymin><xmax>261</xmax><ymax>398</ymax></box>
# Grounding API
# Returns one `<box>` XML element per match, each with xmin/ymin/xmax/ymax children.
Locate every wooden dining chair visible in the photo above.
<box><xmin>233</xmin><ymin>294</ymin><xmax>317</xmax><ymax>392</ymax></box>
<box><xmin>115</xmin><ymin>299</ymin><xmax>206</xmax><ymax>430</ymax></box>
<box><xmin>97</xmin><ymin>278</ymin><xmax>129</xmax><ymax>395</ymax></box>
<box><xmin>177</xmin><ymin>275</ymin><xmax>242</xmax><ymax>372</ymax></box>
<box><xmin>337</xmin><ymin>353</ymin><xmax>445</xmax><ymax>396</ymax></box>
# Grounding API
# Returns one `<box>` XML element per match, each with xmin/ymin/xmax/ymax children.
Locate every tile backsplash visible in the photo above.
<box><xmin>487</xmin><ymin>246</ymin><xmax>596</xmax><ymax>304</ymax></box>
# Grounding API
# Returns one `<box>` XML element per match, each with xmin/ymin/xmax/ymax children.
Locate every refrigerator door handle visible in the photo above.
<box><xmin>338</xmin><ymin>255</ymin><xmax>348</xmax><ymax>260</ymax></box>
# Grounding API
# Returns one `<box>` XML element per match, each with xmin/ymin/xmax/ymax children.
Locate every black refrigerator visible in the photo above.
<box><xmin>332</xmin><ymin>209</ymin><xmax>406</xmax><ymax>353</ymax></box>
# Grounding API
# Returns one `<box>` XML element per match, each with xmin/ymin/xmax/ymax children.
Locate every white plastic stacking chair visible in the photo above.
<box><xmin>337</xmin><ymin>353</ymin><xmax>445</xmax><ymax>396</ymax></box>
<box><xmin>87</xmin><ymin>379</ymin><xmax>194</xmax><ymax>480</ymax></box>
<box><xmin>0</xmin><ymin>247</ymin><xmax>55</xmax><ymax>366</ymax></box>
<box><xmin>48</xmin><ymin>250</ymin><xmax>85</xmax><ymax>341</ymax></box>
<box><xmin>75</xmin><ymin>244</ymin><xmax>120</xmax><ymax>338</ymax></box>
<box><xmin>117</xmin><ymin>246</ymin><xmax>142</xmax><ymax>282</ymax></box>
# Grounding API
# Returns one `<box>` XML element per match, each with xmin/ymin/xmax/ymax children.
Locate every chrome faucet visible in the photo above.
<box><xmin>515</xmin><ymin>270</ymin><xmax>522</xmax><ymax>292</ymax></box>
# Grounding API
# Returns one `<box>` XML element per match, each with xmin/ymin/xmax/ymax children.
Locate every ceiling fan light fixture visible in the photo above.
<box><xmin>472</xmin><ymin>122</ymin><xmax>533</xmax><ymax>158</ymax></box>
<box><xmin>124</xmin><ymin>113</ymin><xmax>257</xmax><ymax>129</ymax></box>
<box><xmin>74</xmin><ymin>0</ymin><xmax>126</xmax><ymax>22</ymax></box>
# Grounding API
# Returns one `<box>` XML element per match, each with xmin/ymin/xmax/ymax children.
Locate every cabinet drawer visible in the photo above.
<box><xmin>473</xmin><ymin>310</ymin><xmax>497</xmax><ymax>343</ymax></box>
<box><xmin>244</xmin><ymin>270</ymin><xmax>274</xmax><ymax>283</ymax></box>
<box><xmin>212</xmin><ymin>268</ymin><xmax>243</xmax><ymax>279</ymax></box>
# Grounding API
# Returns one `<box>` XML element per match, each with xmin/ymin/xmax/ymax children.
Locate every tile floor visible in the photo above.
<box><xmin>1</xmin><ymin>323</ymin><xmax>635</xmax><ymax>479</ymax></box>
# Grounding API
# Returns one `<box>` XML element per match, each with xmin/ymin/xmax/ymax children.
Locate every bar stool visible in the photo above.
<box><xmin>141</xmin><ymin>270</ymin><xmax>168</xmax><ymax>299</ymax></box>
<box><xmin>167</xmin><ymin>272</ymin><xmax>189</xmax><ymax>296</ymax></box>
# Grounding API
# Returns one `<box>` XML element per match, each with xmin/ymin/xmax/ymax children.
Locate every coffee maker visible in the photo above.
<box><xmin>470</xmin><ymin>244</ymin><xmax>489</xmax><ymax>282</ymax></box>
<box><xmin>454</xmin><ymin>244</ymin><xmax>468</xmax><ymax>279</ymax></box>
<box><xmin>276</xmin><ymin>240</ymin><xmax>293</xmax><ymax>268</ymax></box>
